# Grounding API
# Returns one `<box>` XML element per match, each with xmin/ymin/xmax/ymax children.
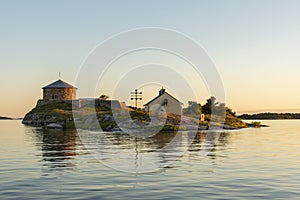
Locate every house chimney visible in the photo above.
<box><xmin>159</xmin><ymin>88</ymin><xmax>165</xmax><ymax>95</ymax></box>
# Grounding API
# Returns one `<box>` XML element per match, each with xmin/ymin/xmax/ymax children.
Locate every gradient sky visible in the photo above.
<box><xmin>1</xmin><ymin>0</ymin><xmax>300</xmax><ymax>117</ymax></box>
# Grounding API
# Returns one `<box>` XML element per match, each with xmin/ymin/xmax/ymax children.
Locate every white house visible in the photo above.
<box><xmin>144</xmin><ymin>88</ymin><xmax>183</xmax><ymax>116</ymax></box>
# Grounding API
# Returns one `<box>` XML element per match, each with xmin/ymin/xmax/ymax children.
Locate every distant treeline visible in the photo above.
<box><xmin>0</xmin><ymin>116</ymin><xmax>12</xmax><ymax>120</ymax></box>
<box><xmin>239</xmin><ymin>113</ymin><xmax>300</xmax><ymax>120</ymax></box>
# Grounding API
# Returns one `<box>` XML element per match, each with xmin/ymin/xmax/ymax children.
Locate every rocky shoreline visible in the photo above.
<box><xmin>22</xmin><ymin>100</ymin><xmax>261</xmax><ymax>132</ymax></box>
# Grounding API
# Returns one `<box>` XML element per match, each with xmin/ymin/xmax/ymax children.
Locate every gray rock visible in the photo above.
<box><xmin>46</xmin><ymin>123</ymin><xmax>64</xmax><ymax>129</ymax></box>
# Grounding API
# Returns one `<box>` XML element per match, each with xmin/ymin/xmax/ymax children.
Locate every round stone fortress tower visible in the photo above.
<box><xmin>42</xmin><ymin>79</ymin><xmax>77</xmax><ymax>100</ymax></box>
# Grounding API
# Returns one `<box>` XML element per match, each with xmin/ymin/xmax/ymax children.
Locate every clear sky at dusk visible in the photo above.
<box><xmin>1</xmin><ymin>0</ymin><xmax>300</xmax><ymax>117</ymax></box>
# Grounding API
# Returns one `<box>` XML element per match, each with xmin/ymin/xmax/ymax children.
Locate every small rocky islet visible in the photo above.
<box><xmin>22</xmin><ymin>99</ymin><xmax>251</xmax><ymax>131</ymax></box>
<box><xmin>22</xmin><ymin>78</ymin><xmax>259</xmax><ymax>131</ymax></box>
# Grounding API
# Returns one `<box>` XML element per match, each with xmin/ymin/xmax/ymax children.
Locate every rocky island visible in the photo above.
<box><xmin>22</xmin><ymin>78</ymin><xmax>255</xmax><ymax>131</ymax></box>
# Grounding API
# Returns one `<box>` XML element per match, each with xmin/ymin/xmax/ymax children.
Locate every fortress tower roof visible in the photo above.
<box><xmin>42</xmin><ymin>79</ymin><xmax>77</xmax><ymax>89</ymax></box>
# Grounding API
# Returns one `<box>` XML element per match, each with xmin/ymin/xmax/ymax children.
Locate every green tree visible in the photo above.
<box><xmin>202</xmin><ymin>96</ymin><xmax>217</xmax><ymax>114</ymax></box>
<box><xmin>183</xmin><ymin>101</ymin><xmax>201</xmax><ymax>115</ymax></box>
<box><xmin>226</xmin><ymin>107</ymin><xmax>236</xmax><ymax>117</ymax></box>
<box><xmin>215</xmin><ymin>102</ymin><xmax>226</xmax><ymax>116</ymax></box>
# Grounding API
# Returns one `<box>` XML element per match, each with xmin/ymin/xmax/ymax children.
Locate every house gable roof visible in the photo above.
<box><xmin>144</xmin><ymin>92</ymin><xmax>182</xmax><ymax>106</ymax></box>
<box><xmin>42</xmin><ymin>79</ymin><xmax>77</xmax><ymax>89</ymax></box>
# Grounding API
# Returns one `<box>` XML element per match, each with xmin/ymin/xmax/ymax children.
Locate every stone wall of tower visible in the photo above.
<box><xmin>43</xmin><ymin>88</ymin><xmax>77</xmax><ymax>100</ymax></box>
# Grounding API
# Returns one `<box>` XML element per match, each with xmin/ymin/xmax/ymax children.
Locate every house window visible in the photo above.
<box><xmin>162</xmin><ymin>99</ymin><xmax>168</xmax><ymax>106</ymax></box>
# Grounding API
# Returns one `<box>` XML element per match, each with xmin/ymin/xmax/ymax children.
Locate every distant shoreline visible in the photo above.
<box><xmin>0</xmin><ymin>116</ymin><xmax>22</xmax><ymax>120</ymax></box>
<box><xmin>239</xmin><ymin>113</ymin><xmax>300</xmax><ymax>120</ymax></box>
<box><xmin>0</xmin><ymin>116</ymin><xmax>12</xmax><ymax>120</ymax></box>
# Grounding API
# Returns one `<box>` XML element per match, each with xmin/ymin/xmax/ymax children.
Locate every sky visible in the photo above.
<box><xmin>1</xmin><ymin>0</ymin><xmax>300</xmax><ymax>117</ymax></box>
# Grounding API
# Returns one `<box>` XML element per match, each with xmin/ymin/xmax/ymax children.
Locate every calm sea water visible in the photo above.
<box><xmin>0</xmin><ymin>120</ymin><xmax>300</xmax><ymax>199</ymax></box>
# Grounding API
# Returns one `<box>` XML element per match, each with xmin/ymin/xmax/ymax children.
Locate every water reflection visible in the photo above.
<box><xmin>29</xmin><ymin>125</ymin><xmax>231</xmax><ymax>173</ymax></box>
<box><xmin>188</xmin><ymin>131</ymin><xmax>231</xmax><ymax>161</ymax></box>
<box><xmin>78</xmin><ymin>129</ymin><xmax>230</xmax><ymax>172</ymax></box>
<box><xmin>34</xmin><ymin>128</ymin><xmax>77</xmax><ymax>171</ymax></box>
